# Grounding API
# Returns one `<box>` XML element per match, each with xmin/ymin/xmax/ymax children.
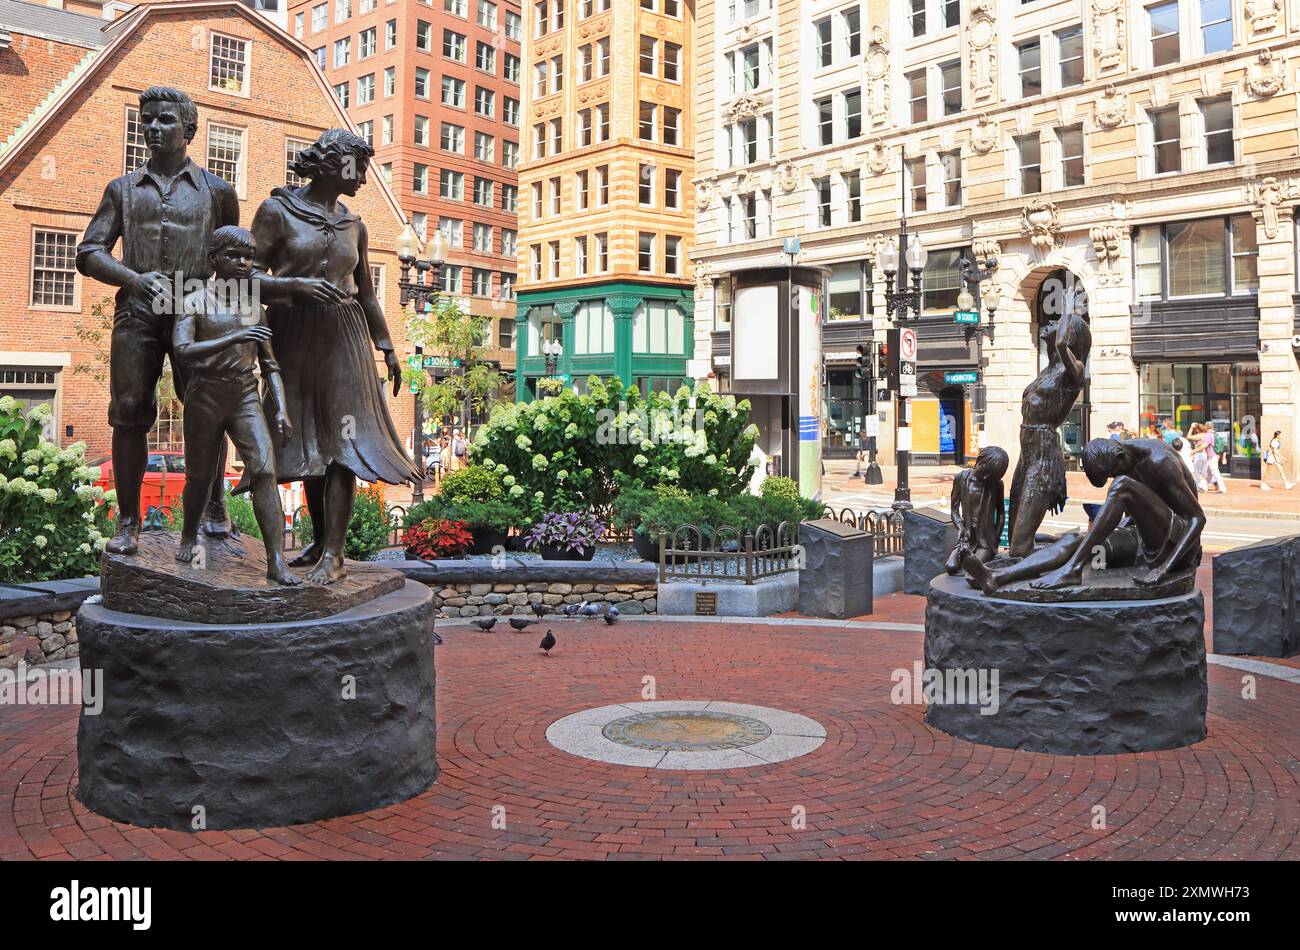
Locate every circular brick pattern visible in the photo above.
<box><xmin>603</xmin><ymin>710</ymin><xmax>772</xmax><ymax>752</ymax></box>
<box><xmin>1</xmin><ymin>595</ymin><xmax>1298</xmax><ymax>860</ymax></box>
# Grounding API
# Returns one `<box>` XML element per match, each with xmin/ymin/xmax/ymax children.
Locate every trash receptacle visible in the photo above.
<box><xmin>798</xmin><ymin>518</ymin><xmax>873</xmax><ymax>619</ymax></box>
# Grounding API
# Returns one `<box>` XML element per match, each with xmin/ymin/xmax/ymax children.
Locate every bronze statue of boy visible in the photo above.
<box><xmin>946</xmin><ymin>445</ymin><xmax>1009</xmax><ymax>575</ymax></box>
<box><xmin>173</xmin><ymin>227</ymin><xmax>300</xmax><ymax>586</ymax></box>
<box><xmin>77</xmin><ymin>86</ymin><xmax>239</xmax><ymax>555</ymax></box>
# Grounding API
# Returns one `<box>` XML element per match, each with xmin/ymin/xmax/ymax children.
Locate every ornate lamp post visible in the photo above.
<box><xmin>395</xmin><ymin>223</ymin><xmax>447</xmax><ymax>504</ymax></box>
<box><xmin>541</xmin><ymin>337</ymin><xmax>564</xmax><ymax>378</ymax></box>
<box><xmin>880</xmin><ymin>222</ymin><xmax>928</xmax><ymax>509</ymax></box>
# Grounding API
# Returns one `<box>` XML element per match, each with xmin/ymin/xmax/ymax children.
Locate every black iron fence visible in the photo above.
<box><xmin>818</xmin><ymin>505</ymin><xmax>905</xmax><ymax>558</ymax></box>
<box><xmin>657</xmin><ymin>523</ymin><xmax>799</xmax><ymax>585</ymax></box>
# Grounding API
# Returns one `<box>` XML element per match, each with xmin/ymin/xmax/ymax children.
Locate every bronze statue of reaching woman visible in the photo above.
<box><xmin>249</xmin><ymin>129</ymin><xmax>419</xmax><ymax>584</ymax></box>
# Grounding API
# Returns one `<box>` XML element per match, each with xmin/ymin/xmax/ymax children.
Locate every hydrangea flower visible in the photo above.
<box><xmin>634</xmin><ymin>454</ymin><xmax>648</xmax><ymax>466</ymax></box>
<box><xmin>532</xmin><ymin>454</ymin><xmax>549</xmax><ymax>470</ymax></box>
<box><xmin>515</xmin><ymin>434</ymin><xmax>532</xmax><ymax>451</ymax></box>
<box><xmin>509</xmin><ymin>484</ymin><xmax>525</xmax><ymax>497</ymax></box>
<box><xmin>38</xmin><ymin>488</ymin><xmax>58</xmax><ymax>504</ymax></box>
<box><xmin>503</xmin><ymin>474</ymin><xmax>517</xmax><ymax>487</ymax></box>
<box><xmin>0</xmin><ymin>439</ymin><xmax>16</xmax><ymax>461</ymax></box>
<box><xmin>34</xmin><ymin>535</ymin><xmax>47</xmax><ymax>549</ymax></box>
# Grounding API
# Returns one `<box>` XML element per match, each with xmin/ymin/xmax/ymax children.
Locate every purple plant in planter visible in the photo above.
<box><xmin>525</xmin><ymin>511</ymin><xmax>607</xmax><ymax>555</ymax></box>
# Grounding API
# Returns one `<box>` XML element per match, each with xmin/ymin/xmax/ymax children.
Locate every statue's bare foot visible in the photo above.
<box><xmin>106</xmin><ymin>520</ymin><xmax>140</xmax><ymax>556</ymax></box>
<box><xmin>961</xmin><ymin>553</ymin><xmax>998</xmax><ymax>595</ymax></box>
<box><xmin>289</xmin><ymin>542</ymin><xmax>321</xmax><ymax>567</ymax></box>
<box><xmin>1029</xmin><ymin>565</ymin><xmax>1083</xmax><ymax>590</ymax></box>
<box><xmin>304</xmin><ymin>552</ymin><xmax>346</xmax><ymax>585</ymax></box>
<box><xmin>175</xmin><ymin>537</ymin><xmax>199</xmax><ymax>563</ymax></box>
<box><xmin>1133</xmin><ymin>567</ymin><xmax>1166</xmax><ymax>588</ymax></box>
<box><xmin>267</xmin><ymin>558</ymin><xmax>302</xmax><ymax>586</ymax></box>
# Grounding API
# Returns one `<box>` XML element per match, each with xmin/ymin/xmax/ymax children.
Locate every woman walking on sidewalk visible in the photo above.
<box><xmin>1200</xmin><ymin>425</ymin><xmax>1227</xmax><ymax>494</ymax></box>
<box><xmin>1261</xmin><ymin>430</ymin><xmax>1295</xmax><ymax>490</ymax></box>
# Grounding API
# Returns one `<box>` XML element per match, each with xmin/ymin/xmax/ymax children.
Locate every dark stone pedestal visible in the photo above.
<box><xmin>903</xmin><ymin>508</ymin><xmax>956</xmax><ymax>596</ymax></box>
<box><xmin>76</xmin><ymin>580</ymin><xmax>437</xmax><ymax>830</ymax></box>
<box><xmin>798</xmin><ymin>518</ymin><xmax>873</xmax><ymax>618</ymax></box>
<box><xmin>924</xmin><ymin>573</ymin><xmax>1207</xmax><ymax>755</ymax></box>
<box><xmin>1212</xmin><ymin>534</ymin><xmax>1300</xmax><ymax>657</ymax></box>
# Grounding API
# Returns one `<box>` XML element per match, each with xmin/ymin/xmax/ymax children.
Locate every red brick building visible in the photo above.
<box><xmin>286</xmin><ymin>0</ymin><xmax>521</xmax><ymax>409</ymax></box>
<box><xmin>0</xmin><ymin>0</ymin><xmax>418</xmax><ymax>461</ymax></box>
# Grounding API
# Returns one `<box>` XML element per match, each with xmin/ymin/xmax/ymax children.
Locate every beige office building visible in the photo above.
<box><xmin>692</xmin><ymin>0</ymin><xmax>1300</xmax><ymax>481</ymax></box>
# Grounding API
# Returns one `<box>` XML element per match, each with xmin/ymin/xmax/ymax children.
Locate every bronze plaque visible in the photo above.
<box><xmin>695</xmin><ymin>592</ymin><xmax>718</xmax><ymax>615</ymax></box>
<box><xmin>602</xmin><ymin>711</ymin><xmax>772</xmax><ymax>751</ymax></box>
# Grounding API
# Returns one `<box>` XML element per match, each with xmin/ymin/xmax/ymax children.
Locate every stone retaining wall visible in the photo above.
<box><xmin>430</xmin><ymin>581</ymin><xmax>657</xmax><ymax>618</ymax></box>
<box><xmin>1</xmin><ymin>610</ymin><xmax>79</xmax><ymax>668</ymax></box>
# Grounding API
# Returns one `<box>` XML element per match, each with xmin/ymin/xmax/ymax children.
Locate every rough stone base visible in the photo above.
<box><xmin>657</xmin><ymin>575</ymin><xmax>798</xmax><ymax>617</ymax></box>
<box><xmin>924</xmin><ymin>573</ymin><xmax>1207</xmax><ymax>755</ymax></box>
<box><xmin>427</xmin><ymin>580</ymin><xmax>657</xmax><ymax>617</ymax></box>
<box><xmin>1212</xmin><ymin>535</ymin><xmax>1300</xmax><ymax>657</ymax></box>
<box><xmin>903</xmin><ymin>508</ymin><xmax>957</xmax><ymax>596</ymax></box>
<box><xmin>1</xmin><ymin>609</ymin><xmax>79</xmax><ymax>668</ymax></box>
<box><xmin>76</xmin><ymin>580</ymin><xmax>437</xmax><ymax>831</ymax></box>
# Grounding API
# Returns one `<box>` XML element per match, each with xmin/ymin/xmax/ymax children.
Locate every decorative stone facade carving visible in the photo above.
<box><xmin>864</xmin><ymin>139</ymin><xmax>890</xmax><ymax>175</ymax></box>
<box><xmin>1246</xmin><ymin>50</ymin><xmax>1285</xmax><ymax>98</ymax></box>
<box><xmin>1021</xmin><ymin>198</ymin><xmax>1064</xmax><ymax>254</ymax></box>
<box><xmin>1245</xmin><ymin>176</ymin><xmax>1299</xmax><ymax>239</ymax></box>
<box><xmin>776</xmin><ymin>161</ymin><xmax>800</xmax><ymax>193</ymax></box>
<box><xmin>737</xmin><ymin>170</ymin><xmax>760</xmax><ymax>195</ymax></box>
<box><xmin>693</xmin><ymin>260</ymin><xmax>713</xmax><ymax>293</ymax></box>
<box><xmin>865</xmin><ymin>26</ymin><xmax>891</xmax><ymax>128</ymax></box>
<box><xmin>1089</xmin><ymin>225</ymin><xmax>1124</xmax><ymax>284</ymax></box>
<box><xmin>971</xmin><ymin>238</ymin><xmax>1001</xmax><ymax>264</ymax></box>
<box><xmin>1091</xmin><ymin>0</ymin><xmax>1126</xmax><ymax>73</ymax></box>
<box><xmin>1094</xmin><ymin>84</ymin><xmax>1127</xmax><ymax>129</ymax></box>
<box><xmin>967</xmin><ymin>1</ymin><xmax>998</xmax><ymax>104</ymax></box>
<box><xmin>1245</xmin><ymin>0</ymin><xmax>1282</xmax><ymax>37</ymax></box>
<box><xmin>723</xmin><ymin>95</ymin><xmax>762</xmax><ymax>123</ymax></box>
<box><xmin>695</xmin><ymin>179</ymin><xmax>715</xmax><ymax>211</ymax></box>
<box><xmin>970</xmin><ymin>115</ymin><xmax>998</xmax><ymax>154</ymax></box>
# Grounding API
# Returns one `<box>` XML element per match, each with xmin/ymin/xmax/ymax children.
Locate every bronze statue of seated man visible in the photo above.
<box><xmin>946</xmin><ymin>445</ymin><xmax>1008</xmax><ymax>576</ymax></box>
<box><xmin>963</xmin><ymin>437</ymin><xmax>1204</xmax><ymax>594</ymax></box>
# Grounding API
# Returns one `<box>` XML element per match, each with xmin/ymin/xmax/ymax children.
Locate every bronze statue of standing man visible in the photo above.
<box><xmin>77</xmin><ymin>87</ymin><xmax>238</xmax><ymax>555</ymax></box>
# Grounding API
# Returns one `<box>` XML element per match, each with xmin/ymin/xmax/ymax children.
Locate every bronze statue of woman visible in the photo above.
<box><xmin>249</xmin><ymin>129</ymin><xmax>418</xmax><ymax>584</ymax></box>
<box><xmin>1007</xmin><ymin>305</ymin><xmax>1090</xmax><ymax>559</ymax></box>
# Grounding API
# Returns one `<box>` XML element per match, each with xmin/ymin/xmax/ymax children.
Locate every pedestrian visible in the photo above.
<box><xmin>1199</xmin><ymin>424</ymin><xmax>1227</xmax><ymax>493</ymax></box>
<box><xmin>1172</xmin><ymin>437</ymin><xmax>1197</xmax><ymax>480</ymax></box>
<box><xmin>452</xmin><ymin>427</ymin><xmax>468</xmax><ymax>471</ymax></box>
<box><xmin>1160</xmin><ymin>417</ymin><xmax>1181</xmax><ymax>446</ymax></box>
<box><xmin>1107</xmin><ymin>421</ymin><xmax>1125</xmax><ymax>442</ymax></box>
<box><xmin>1262</xmin><ymin>430</ymin><xmax>1295</xmax><ymax>490</ymax></box>
<box><xmin>438</xmin><ymin>435</ymin><xmax>453</xmax><ymax>487</ymax></box>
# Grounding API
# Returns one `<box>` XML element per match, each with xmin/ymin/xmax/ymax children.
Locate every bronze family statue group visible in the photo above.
<box><xmin>77</xmin><ymin>86</ymin><xmax>418</xmax><ymax>587</ymax></box>
<box><xmin>946</xmin><ymin>275</ymin><xmax>1206</xmax><ymax>598</ymax></box>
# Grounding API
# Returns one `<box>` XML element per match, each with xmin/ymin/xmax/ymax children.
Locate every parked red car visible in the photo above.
<box><xmin>91</xmin><ymin>451</ymin><xmax>242</xmax><ymax>514</ymax></box>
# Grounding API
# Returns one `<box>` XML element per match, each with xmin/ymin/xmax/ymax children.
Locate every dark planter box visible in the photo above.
<box><xmin>540</xmin><ymin>544</ymin><xmax>596</xmax><ymax>561</ymax></box>
<box><xmin>468</xmin><ymin>529</ymin><xmax>510</xmax><ymax>555</ymax></box>
<box><xmin>632</xmin><ymin>530</ymin><xmax>659</xmax><ymax>562</ymax></box>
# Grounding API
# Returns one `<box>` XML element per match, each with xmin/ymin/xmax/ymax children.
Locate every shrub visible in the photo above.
<box><xmin>405</xmin><ymin>518</ymin><xmax>472</xmax><ymax>559</ymax></box>
<box><xmin>450</xmin><ymin>498</ymin><xmax>524</xmax><ymax>533</ymax></box>
<box><xmin>296</xmin><ymin>484</ymin><xmax>392</xmax><ymax>561</ymax></box>
<box><xmin>225</xmin><ymin>490</ymin><xmax>262</xmax><ymax>540</ymax></box>
<box><xmin>439</xmin><ymin>464</ymin><xmax>502</xmax><ymax>504</ymax></box>
<box><xmin>0</xmin><ymin>400</ymin><xmax>114</xmax><ymax>582</ymax></box>
<box><xmin>535</xmin><ymin>377</ymin><xmax>566</xmax><ymax>397</ymax></box>
<box><xmin>525</xmin><ymin>511</ymin><xmax>606</xmax><ymax>555</ymax></box>
<box><xmin>403</xmin><ymin>495</ymin><xmax>451</xmax><ymax>528</ymax></box>
<box><xmin>759</xmin><ymin>475</ymin><xmax>800</xmax><ymax>503</ymax></box>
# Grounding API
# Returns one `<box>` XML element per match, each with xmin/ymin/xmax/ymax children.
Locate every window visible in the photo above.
<box><xmin>530</xmin><ymin>246</ymin><xmax>542</xmax><ymax>281</ymax></box>
<box><xmin>632</xmin><ymin>301</ymin><xmax>685</xmax><ymax>355</ymax></box>
<box><xmin>385</xmin><ymin>19</ymin><xmax>397</xmax><ymax>48</ymax></box>
<box><xmin>285</xmin><ymin>137</ymin><xmax>311</xmax><ymax>187</ymax></box>
<box><xmin>357</xmin><ymin>73</ymin><xmax>375</xmax><ymax>104</ymax></box>
<box><xmin>446</xmin><ymin>0</ymin><xmax>466</xmax><ymax>17</ymax></box>
<box><xmin>206</xmin><ymin>123</ymin><xmax>244</xmax><ymax>192</ymax></box>
<box><xmin>504</xmin><ymin>97</ymin><xmax>520</xmax><ymax>125</ymax></box>
<box><xmin>30</xmin><ymin>229</ymin><xmax>77</xmax><ymax>308</ymax></box>
<box><xmin>333</xmin><ymin>81</ymin><xmax>350</xmax><ymax>107</ymax></box>
<box><xmin>664</xmin><ymin>236</ymin><xmax>681</xmax><ymax>276</ymax></box>
<box><xmin>940</xmin><ymin>150</ymin><xmax>961</xmax><ymax>206</ymax></box>
<box><xmin>596</xmin><ymin>165</ymin><xmax>609</xmax><ymax>204</ymax></box>
<box><xmin>1134</xmin><ymin>216</ymin><xmax>1258</xmax><ymax>299</ymax></box>
<box><xmin>845</xmin><ymin>171</ymin><xmax>862</xmax><ymax>223</ymax></box>
<box><xmin>1149</xmin><ymin>1</ymin><xmax>1180</xmax><ymax>66</ymax></box>
<box><xmin>550</xmin><ymin>117</ymin><xmax>562</xmax><ymax>152</ymax></box>
<box><xmin>359</xmin><ymin>27</ymin><xmax>375</xmax><ymax>58</ymax></box>
<box><xmin>845</xmin><ymin>7</ymin><xmax>862</xmax><ymax>57</ymax></box>
<box><xmin>441</xmin><ymin>123</ymin><xmax>465</xmax><ymax>153</ymax></box>
<box><xmin>596</xmin><ymin>104</ymin><xmax>609</xmax><ymax>140</ymax></box>
<box><xmin>294</xmin><ymin>12</ymin><xmax>305</xmax><ymax>39</ymax></box>
<box><xmin>1150</xmin><ymin>106</ymin><xmax>1181</xmax><ymax>174</ymax></box>
<box><xmin>440</xmin><ymin>169</ymin><xmax>464</xmax><ymax>199</ymax></box>
<box><xmin>1059</xmin><ymin>125</ymin><xmax>1085</xmax><ymax>187</ymax></box>
<box><xmin>663</xmin><ymin>107</ymin><xmax>680</xmax><ymax>146</ymax></box>
<box><xmin>576</xmin><ymin>170</ymin><xmax>589</xmax><ymax>209</ymax></box>
<box><xmin>476</xmin><ymin>41</ymin><xmax>496</xmax><ymax>73</ymax></box>
<box><xmin>921</xmin><ymin>248</ymin><xmax>968</xmax><ymax>311</ymax></box>
<box><xmin>442</xmin><ymin>77</ymin><xmax>465</xmax><ymax>108</ymax></box>
<box><xmin>639</xmin><ymin>102</ymin><xmax>655</xmax><ymax>141</ymax></box>
<box><xmin>475</xmin><ymin>132</ymin><xmax>495</xmax><ymax>162</ymax></box>
<box><xmin>478</xmin><ymin>0</ymin><xmax>497</xmax><ymax>29</ymax></box>
<box><xmin>640</xmin><ymin>35</ymin><xmax>657</xmax><ymax>76</ymax></box>
<box><xmin>940</xmin><ymin>61</ymin><xmax>961</xmax><ymax>115</ymax></box>
<box><xmin>573</xmin><ymin>301</ymin><xmax>613</xmax><ymax>355</ymax></box>
<box><xmin>506</xmin><ymin>10</ymin><xmax>521</xmax><ymax>39</ymax></box>
<box><xmin>532</xmin><ymin>181</ymin><xmax>544</xmax><ymax>218</ymax></box>
<box><xmin>505</xmin><ymin>53</ymin><xmax>521</xmax><ymax>83</ymax></box>
<box><xmin>475</xmin><ymin>86</ymin><xmax>495</xmax><ymax>117</ymax></box>
<box><xmin>384</xmin><ymin>66</ymin><xmax>396</xmax><ymax>96</ymax></box>
<box><xmin>907</xmin><ymin>70</ymin><xmax>927</xmax><ymax>123</ymax></box>
<box><xmin>814</xmin><ymin>176</ymin><xmax>831</xmax><ymax>227</ymax></box>
<box><xmin>844</xmin><ymin>88</ymin><xmax>862</xmax><ymax>139</ymax></box>
<box><xmin>1018</xmin><ymin>40</ymin><xmax>1041</xmax><ymax>98</ymax></box>
<box><xmin>663</xmin><ymin>42</ymin><xmax>680</xmax><ymax>82</ymax></box>
<box><xmin>356</xmin><ymin>119</ymin><xmax>373</xmax><ymax>147</ymax></box>
<box><xmin>1202</xmin><ymin>96</ymin><xmax>1233</xmax><ymax>166</ymax></box>
<box><xmin>665</xmin><ymin>168</ymin><xmax>681</xmax><ymax>210</ymax></box>
<box><xmin>415</xmin><ymin>67</ymin><xmax>430</xmax><ymax>98</ymax></box>
<box><xmin>574</xmin><ymin>236</ymin><xmax>588</xmax><ymax>275</ymax></box>
<box><xmin>580</xmin><ymin>43</ymin><xmax>594</xmax><ymax>81</ymax></box>
<box><xmin>816</xmin><ymin>97</ymin><xmax>833</xmax><ymax>146</ymax></box>
<box><xmin>124</xmin><ymin>108</ymin><xmax>148</xmax><ymax>173</ymax></box>
<box><xmin>578</xmin><ymin>109</ymin><xmax>593</xmax><ymax>146</ymax></box>
<box><xmin>909</xmin><ymin>0</ymin><xmax>925</xmax><ymax>38</ymax></box>
<box><xmin>439</xmin><ymin>217</ymin><xmax>463</xmax><ymax>248</ymax></box>
<box><xmin>314</xmin><ymin>47</ymin><xmax>326</xmax><ymax>70</ymax></box>
<box><xmin>595</xmin><ymin>232</ymin><xmax>609</xmax><ymax>272</ymax></box>
<box><xmin>383</xmin><ymin>115</ymin><xmax>396</xmax><ymax>146</ymax></box>
<box><xmin>828</xmin><ymin>261</ymin><xmax>868</xmax><ymax>320</ymax></box>
<box><xmin>533</xmin><ymin>123</ymin><xmax>546</xmax><ymax>159</ymax></box>
<box><xmin>413</xmin><ymin>163</ymin><xmax>429</xmax><ymax>193</ymax></box>
<box><xmin>1058</xmin><ymin>26</ymin><xmax>1083</xmax><ymax>88</ymax></box>
<box><xmin>333</xmin><ymin>36</ymin><xmax>351</xmax><ymax>68</ymax></box>
<box><xmin>1201</xmin><ymin>0</ymin><xmax>1232</xmax><ymax>52</ymax></box>
<box><xmin>815</xmin><ymin>18</ymin><xmax>833</xmax><ymax>68</ymax></box>
<box><xmin>1017</xmin><ymin>134</ymin><xmax>1041</xmax><ymax>194</ymax></box>
<box><xmin>639</xmin><ymin>163</ymin><xmax>655</xmax><ymax>205</ymax></box>
<box><xmin>549</xmin><ymin>176</ymin><xmax>561</xmax><ymax>215</ymax></box>
<box><xmin>714</xmin><ymin>277</ymin><xmax>733</xmax><ymax>329</ymax></box>
<box><xmin>638</xmin><ymin>232</ymin><xmax>655</xmax><ymax>272</ymax></box>
<box><xmin>1230</xmin><ymin>216</ymin><xmax>1258</xmax><ymax>294</ymax></box>
<box><xmin>210</xmin><ymin>34</ymin><xmax>249</xmax><ymax>94</ymax></box>
<box><xmin>335</xmin><ymin>0</ymin><xmax>350</xmax><ymax>21</ymax></box>
<box><xmin>473</xmin><ymin>269</ymin><xmax>492</xmax><ymax>297</ymax></box>
<box><xmin>1134</xmin><ymin>227</ymin><xmax>1163</xmax><ymax>300</ymax></box>
<box><xmin>444</xmin><ymin>30</ymin><xmax>467</xmax><ymax>61</ymax></box>
<box><xmin>441</xmin><ymin>265</ymin><xmax>461</xmax><ymax>294</ymax></box>
<box><xmin>942</xmin><ymin>0</ymin><xmax>959</xmax><ymax>28</ymax></box>
<box><xmin>534</xmin><ymin>61</ymin><xmax>550</xmax><ymax>97</ymax></box>
<box><xmin>596</xmin><ymin>37</ymin><xmax>610</xmax><ymax>75</ymax></box>
<box><xmin>474</xmin><ymin>177</ymin><xmax>494</xmax><ymax>206</ymax></box>
<box><xmin>474</xmin><ymin>223</ymin><xmax>493</xmax><ymax>252</ymax></box>
<box><xmin>502</xmin><ymin>185</ymin><xmax>518</xmax><ymax>212</ymax></box>
<box><xmin>311</xmin><ymin>3</ymin><xmax>327</xmax><ymax>31</ymax></box>
<box><xmin>907</xmin><ymin>156</ymin><xmax>927</xmax><ymax>213</ymax></box>
<box><xmin>503</xmin><ymin>141</ymin><xmax>519</xmax><ymax>169</ymax></box>
<box><xmin>548</xmin><ymin>241</ymin><xmax>560</xmax><ymax>279</ymax></box>
<box><xmin>499</xmin><ymin>278</ymin><xmax>515</xmax><ymax>306</ymax></box>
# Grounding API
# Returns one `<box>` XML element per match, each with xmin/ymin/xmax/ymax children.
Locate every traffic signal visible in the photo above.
<box><xmin>854</xmin><ymin>344</ymin><xmax>869</xmax><ymax>380</ymax></box>
<box><xmin>877</xmin><ymin>341</ymin><xmax>889</xmax><ymax>381</ymax></box>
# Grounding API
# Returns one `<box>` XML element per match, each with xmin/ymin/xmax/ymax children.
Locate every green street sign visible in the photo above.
<box><xmin>944</xmin><ymin>371</ymin><xmax>979</xmax><ymax>385</ymax></box>
<box><xmin>408</xmin><ymin>380</ymin><xmax>420</xmax><ymax>394</ymax></box>
<box><xmin>406</xmin><ymin>355</ymin><xmax>421</xmax><ymax>371</ymax></box>
<box><xmin>422</xmin><ymin>356</ymin><xmax>461</xmax><ymax>369</ymax></box>
<box><xmin>954</xmin><ymin>310</ymin><xmax>980</xmax><ymax>325</ymax></box>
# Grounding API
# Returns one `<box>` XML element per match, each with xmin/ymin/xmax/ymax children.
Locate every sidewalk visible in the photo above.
<box><xmin>820</xmin><ymin>459</ymin><xmax>1300</xmax><ymax>520</ymax></box>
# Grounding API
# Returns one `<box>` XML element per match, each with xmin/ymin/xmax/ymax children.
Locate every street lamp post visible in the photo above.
<box><xmin>395</xmin><ymin>223</ymin><xmax>447</xmax><ymax>505</ymax></box>
<box><xmin>541</xmin><ymin>337</ymin><xmax>564</xmax><ymax>379</ymax></box>
<box><xmin>881</xmin><ymin>219</ymin><xmax>927</xmax><ymax>509</ymax></box>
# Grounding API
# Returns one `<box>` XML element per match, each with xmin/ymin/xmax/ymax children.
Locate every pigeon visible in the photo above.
<box><xmin>531</xmin><ymin>602</ymin><xmax>548</xmax><ymax>618</ymax></box>
<box><xmin>579</xmin><ymin>601</ymin><xmax>601</xmax><ymax>618</ymax></box>
<box><xmin>560</xmin><ymin>602</ymin><xmax>582</xmax><ymax>617</ymax></box>
<box><xmin>471</xmin><ymin>617</ymin><xmax>497</xmax><ymax>632</ymax></box>
<box><xmin>509</xmin><ymin>616</ymin><xmax>535</xmax><ymax>631</ymax></box>
<box><xmin>603</xmin><ymin>605</ymin><xmax>620</xmax><ymax>625</ymax></box>
<box><xmin>539</xmin><ymin>629</ymin><xmax>556</xmax><ymax>655</ymax></box>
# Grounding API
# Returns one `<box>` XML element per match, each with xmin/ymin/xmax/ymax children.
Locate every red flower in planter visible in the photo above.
<box><xmin>406</xmin><ymin>519</ymin><xmax>473</xmax><ymax>560</ymax></box>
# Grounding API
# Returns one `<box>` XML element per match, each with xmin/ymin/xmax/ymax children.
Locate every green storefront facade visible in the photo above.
<box><xmin>514</xmin><ymin>281</ymin><xmax>695</xmax><ymax>401</ymax></box>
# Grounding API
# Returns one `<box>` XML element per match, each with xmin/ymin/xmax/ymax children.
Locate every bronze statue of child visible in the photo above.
<box><xmin>946</xmin><ymin>445</ymin><xmax>1009</xmax><ymax>575</ymax></box>
<box><xmin>173</xmin><ymin>226</ymin><xmax>300</xmax><ymax>585</ymax></box>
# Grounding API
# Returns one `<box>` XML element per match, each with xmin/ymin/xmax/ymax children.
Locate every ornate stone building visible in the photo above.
<box><xmin>513</xmin><ymin>0</ymin><xmax>695</xmax><ymax>400</ymax></box>
<box><xmin>693</xmin><ymin>0</ymin><xmax>1300</xmax><ymax>481</ymax></box>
